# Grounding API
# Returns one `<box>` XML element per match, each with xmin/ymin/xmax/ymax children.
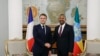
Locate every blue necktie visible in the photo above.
<box><xmin>42</xmin><ymin>26</ymin><xmax>45</xmax><ymax>34</ymax></box>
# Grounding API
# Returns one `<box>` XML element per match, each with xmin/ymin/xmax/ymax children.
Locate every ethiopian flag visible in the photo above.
<box><xmin>73</xmin><ymin>7</ymin><xmax>84</xmax><ymax>56</ymax></box>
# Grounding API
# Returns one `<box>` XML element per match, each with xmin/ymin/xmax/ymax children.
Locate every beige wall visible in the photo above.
<box><xmin>0</xmin><ymin>0</ymin><xmax>8</xmax><ymax>56</ymax></box>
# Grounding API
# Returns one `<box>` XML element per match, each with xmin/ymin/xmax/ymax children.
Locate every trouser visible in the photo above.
<box><xmin>33</xmin><ymin>51</ymin><xmax>48</xmax><ymax>56</ymax></box>
<box><xmin>57</xmin><ymin>50</ymin><xmax>68</xmax><ymax>56</ymax></box>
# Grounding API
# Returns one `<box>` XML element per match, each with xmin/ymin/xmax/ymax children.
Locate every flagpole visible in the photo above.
<box><xmin>73</xmin><ymin>0</ymin><xmax>84</xmax><ymax>55</ymax></box>
<box><xmin>76</xmin><ymin>4</ymin><xmax>78</xmax><ymax>8</ymax></box>
<box><xmin>29</xmin><ymin>0</ymin><xmax>32</xmax><ymax>7</ymax></box>
<box><xmin>26</xmin><ymin>5</ymin><xmax>34</xmax><ymax>52</ymax></box>
<box><xmin>29</xmin><ymin>0</ymin><xmax>32</xmax><ymax>18</ymax></box>
<box><xmin>76</xmin><ymin>0</ymin><xmax>79</xmax><ymax>7</ymax></box>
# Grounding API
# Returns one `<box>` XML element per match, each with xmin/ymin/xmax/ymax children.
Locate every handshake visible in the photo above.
<box><xmin>44</xmin><ymin>43</ymin><xmax>51</xmax><ymax>48</ymax></box>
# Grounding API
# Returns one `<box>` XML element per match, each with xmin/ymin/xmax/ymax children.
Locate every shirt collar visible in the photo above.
<box><xmin>60</xmin><ymin>23</ymin><xmax>65</xmax><ymax>28</ymax></box>
<box><xmin>40</xmin><ymin>24</ymin><xmax>46</xmax><ymax>27</ymax></box>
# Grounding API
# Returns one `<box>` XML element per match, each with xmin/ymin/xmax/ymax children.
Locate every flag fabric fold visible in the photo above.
<box><xmin>73</xmin><ymin>7</ymin><xmax>83</xmax><ymax>56</ymax></box>
<box><xmin>26</xmin><ymin>7</ymin><xmax>34</xmax><ymax>52</ymax></box>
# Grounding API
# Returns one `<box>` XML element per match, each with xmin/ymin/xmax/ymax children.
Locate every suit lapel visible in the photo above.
<box><xmin>57</xmin><ymin>24</ymin><xmax>67</xmax><ymax>37</ymax></box>
<box><xmin>57</xmin><ymin>25</ymin><xmax>60</xmax><ymax>36</ymax></box>
<box><xmin>39</xmin><ymin>24</ymin><xmax>42</xmax><ymax>30</ymax></box>
<box><xmin>38</xmin><ymin>24</ymin><xmax>45</xmax><ymax>35</ymax></box>
<box><xmin>61</xmin><ymin>24</ymin><xmax>66</xmax><ymax>36</ymax></box>
<box><xmin>45</xmin><ymin>26</ymin><xmax>47</xmax><ymax>35</ymax></box>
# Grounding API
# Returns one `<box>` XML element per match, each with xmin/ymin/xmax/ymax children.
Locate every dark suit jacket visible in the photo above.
<box><xmin>53</xmin><ymin>23</ymin><xmax>74</xmax><ymax>54</ymax></box>
<box><xmin>32</xmin><ymin>24</ymin><xmax>52</xmax><ymax>53</ymax></box>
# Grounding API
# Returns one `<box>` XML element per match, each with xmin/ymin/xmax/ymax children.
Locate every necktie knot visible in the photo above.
<box><xmin>43</xmin><ymin>25</ymin><xmax>44</xmax><ymax>28</ymax></box>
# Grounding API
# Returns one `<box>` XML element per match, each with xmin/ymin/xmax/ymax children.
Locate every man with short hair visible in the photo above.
<box><xmin>32</xmin><ymin>13</ymin><xmax>52</xmax><ymax>56</ymax></box>
<box><xmin>53</xmin><ymin>14</ymin><xmax>74</xmax><ymax>56</ymax></box>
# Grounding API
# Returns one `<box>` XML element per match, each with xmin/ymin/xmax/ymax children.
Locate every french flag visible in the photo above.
<box><xmin>26</xmin><ymin>7</ymin><xmax>34</xmax><ymax>52</ymax></box>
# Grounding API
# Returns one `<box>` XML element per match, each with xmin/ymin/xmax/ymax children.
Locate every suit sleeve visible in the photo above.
<box><xmin>33</xmin><ymin>26</ymin><xmax>45</xmax><ymax>47</ymax></box>
<box><xmin>69</xmin><ymin>26</ymin><xmax>74</xmax><ymax>52</ymax></box>
<box><xmin>52</xmin><ymin>27</ymin><xmax>57</xmax><ymax>44</ymax></box>
<box><xmin>47</xmin><ymin>27</ymin><xmax>52</xmax><ymax>50</ymax></box>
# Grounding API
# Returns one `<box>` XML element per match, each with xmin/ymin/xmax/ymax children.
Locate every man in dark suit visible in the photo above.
<box><xmin>32</xmin><ymin>13</ymin><xmax>52</xmax><ymax>56</ymax></box>
<box><xmin>53</xmin><ymin>14</ymin><xmax>74</xmax><ymax>56</ymax></box>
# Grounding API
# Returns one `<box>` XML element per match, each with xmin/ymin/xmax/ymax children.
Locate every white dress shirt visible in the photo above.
<box><xmin>41</xmin><ymin>24</ymin><xmax>46</xmax><ymax>34</ymax></box>
<box><xmin>58</xmin><ymin>23</ymin><xmax>65</xmax><ymax>34</ymax></box>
